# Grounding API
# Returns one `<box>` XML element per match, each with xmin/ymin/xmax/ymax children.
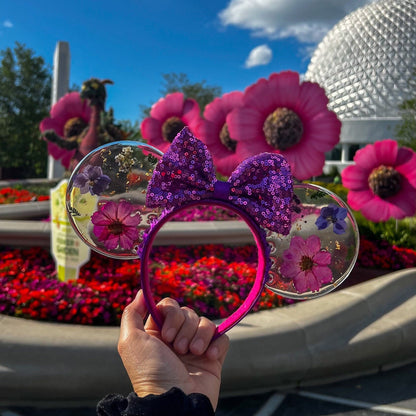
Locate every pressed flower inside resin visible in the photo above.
<box><xmin>66</xmin><ymin>140</ymin><xmax>163</xmax><ymax>259</ymax></box>
<box><xmin>91</xmin><ymin>200</ymin><xmax>141</xmax><ymax>251</ymax></box>
<box><xmin>315</xmin><ymin>203</ymin><xmax>347</xmax><ymax>235</ymax></box>
<box><xmin>266</xmin><ymin>183</ymin><xmax>359</xmax><ymax>300</ymax></box>
<box><xmin>73</xmin><ymin>165</ymin><xmax>111</xmax><ymax>196</ymax></box>
<box><xmin>280</xmin><ymin>235</ymin><xmax>332</xmax><ymax>293</ymax></box>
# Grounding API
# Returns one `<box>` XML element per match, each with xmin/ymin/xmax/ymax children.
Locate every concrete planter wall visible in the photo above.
<box><xmin>0</xmin><ymin>218</ymin><xmax>256</xmax><ymax>248</ymax></box>
<box><xmin>1</xmin><ymin>268</ymin><xmax>415</xmax><ymax>405</ymax></box>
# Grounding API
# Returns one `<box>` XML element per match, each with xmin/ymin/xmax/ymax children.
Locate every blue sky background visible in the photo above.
<box><xmin>1</xmin><ymin>0</ymin><xmax>374</xmax><ymax>123</ymax></box>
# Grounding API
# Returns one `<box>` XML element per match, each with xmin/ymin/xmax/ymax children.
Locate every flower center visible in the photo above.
<box><xmin>368</xmin><ymin>165</ymin><xmax>402</xmax><ymax>198</ymax></box>
<box><xmin>64</xmin><ymin>117</ymin><xmax>88</xmax><ymax>138</ymax></box>
<box><xmin>263</xmin><ymin>108</ymin><xmax>303</xmax><ymax>150</ymax></box>
<box><xmin>300</xmin><ymin>255</ymin><xmax>314</xmax><ymax>271</ymax></box>
<box><xmin>108</xmin><ymin>222</ymin><xmax>124</xmax><ymax>235</ymax></box>
<box><xmin>162</xmin><ymin>117</ymin><xmax>186</xmax><ymax>143</ymax></box>
<box><xmin>219</xmin><ymin>123</ymin><xmax>237</xmax><ymax>152</ymax></box>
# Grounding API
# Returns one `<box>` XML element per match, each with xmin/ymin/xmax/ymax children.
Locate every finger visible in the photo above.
<box><xmin>119</xmin><ymin>290</ymin><xmax>148</xmax><ymax>341</ymax></box>
<box><xmin>189</xmin><ymin>317</ymin><xmax>217</xmax><ymax>356</ymax></box>
<box><xmin>145</xmin><ymin>297</ymin><xmax>185</xmax><ymax>343</ymax></box>
<box><xmin>172</xmin><ymin>307</ymin><xmax>200</xmax><ymax>355</ymax></box>
<box><xmin>206</xmin><ymin>333</ymin><xmax>230</xmax><ymax>364</ymax></box>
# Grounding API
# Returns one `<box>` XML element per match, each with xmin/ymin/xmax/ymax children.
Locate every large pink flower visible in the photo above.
<box><xmin>40</xmin><ymin>92</ymin><xmax>91</xmax><ymax>169</ymax></box>
<box><xmin>227</xmin><ymin>71</ymin><xmax>341</xmax><ymax>180</ymax></box>
<box><xmin>141</xmin><ymin>92</ymin><xmax>201</xmax><ymax>153</ymax></box>
<box><xmin>91</xmin><ymin>200</ymin><xmax>141</xmax><ymax>251</ymax></box>
<box><xmin>280</xmin><ymin>235</ymin><xmax>332</xmax><ymax>293</ymax></box>
<box><xmin>341</xmin><ymin>139</ymin><xmax>416</xmax><ymax>222</ymax></box>
<box><xmin>195</xmin><ymin>91</ymin><xmax>244</xmax><ymax>176</ymax></box>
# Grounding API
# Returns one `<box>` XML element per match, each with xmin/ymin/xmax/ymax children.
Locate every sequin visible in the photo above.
<box><xmin>146</xmin><ymin>127</ymin><xmax>294</xmax><ymax>235</ymax></box>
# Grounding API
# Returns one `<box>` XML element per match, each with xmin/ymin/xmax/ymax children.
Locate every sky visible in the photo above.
<box><xmin>1</xmin><ymin>0</ymin><xmax>375</xmax><ymax>124</ymax></box>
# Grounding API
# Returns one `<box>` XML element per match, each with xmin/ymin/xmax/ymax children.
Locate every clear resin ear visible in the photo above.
<box><xmin>66</xmin><ymin>141</ymin><xmax>163</xmax><ymax>259</ymax></box>
<box><xmin>266</xmin><ymin>183</ymin><xmax>359</xmax><ymax>299</ymax></box>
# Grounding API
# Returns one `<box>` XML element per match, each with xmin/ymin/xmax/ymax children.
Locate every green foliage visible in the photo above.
<box><xmin>310</xmin><ymin>181</ymin><xmax>349</xmax><ymax>202</ymax></box>
<box><xmin>396</xmin><ymin>68</ymin><xmax>416</xmax><ymax>151</ymax></box>
<box><xmin>355</xmin><ymin>213</ymin><xmax>416</xmax><ymax>249</ymax></box>
<box><xmin>0</xmin><ymin>42</ymin><xmax>51</xmax><ymax>178</ymax></box>
<box><xmin>118</xmin><ymin>119</ymin><xmax>143</xmax><ymax>141</ymax></box>
<box><xmin>140</xmin><ymin>72</ymin><xmax>222</xmax><ymax>120</ymax></box>
<box><xmin>161</xmin><ymin>73</ymin><xmax>222</xmax><ymax>111</ymax></box>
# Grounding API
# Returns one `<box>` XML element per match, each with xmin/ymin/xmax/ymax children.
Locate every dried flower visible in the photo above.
<box><xmin>73</xmin><ymin>165</ymin><xmax>111</xmax><ymax>195</ymax></box>
<box><xmin>280</xmin><ymin>235</ymin><xmax>332</xmax><ymax>293</ymax></box>
<box><xmin>91</xmin><ymin>201</ymin><xmax>141</xmax><ymax>250</ymax></box>
<box><xmin>315</xmin><ymin>203</ymin><xmax>347</xmax><ymax>234</ymax></box>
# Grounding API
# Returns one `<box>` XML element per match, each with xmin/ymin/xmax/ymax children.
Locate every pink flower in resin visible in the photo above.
<box><xmin>195</xmin><ymin>91</ymin><xmax>244</xmax><ymax>176</ymax></box>
<box><xmin>280</xmin><ymin>235</ymin><xmax>332</xmax><ymax>293</ymax></box>
<box><xmin>91</xmin><ymin>201</ymin><xmax>141</xmax><ymax>251</ymax></box>
<box><xmin>227</xmin><ymin>71</ymin><xmax>341</xmax><ymax>180</ymax></box>
<box><xmin>40</xmin><ymin>92</ymin><xmax>91</xmax><ymax>169</ymax></box>
<box><xmin>341</xmin><ymin>139</ymin><xmax>416</xmax><ymax>222</ymax></box>
<box><xmin>141</xmin><ymin>92</ymin><xmax>201</xmax><ymax>153</ymax></box>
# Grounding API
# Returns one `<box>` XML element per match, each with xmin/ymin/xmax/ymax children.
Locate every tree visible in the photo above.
<box><xmin>0</xmin><ymin>42</ymin><xmax>51</xmax><ymax>178</ymax></box>
<box><xmin>161</xmin><ymin>73</ymin><xmax>222</xmax><ymax>111</ymax></box>
<box><xmin>140</xmin><ymin>73</ymin><xmax>222</xmax><ymax>120</ymax></box>
<box><xmin>396</xmin><ymin>68</ymin><xmax>416</xmax><ymax>151</ymax></box>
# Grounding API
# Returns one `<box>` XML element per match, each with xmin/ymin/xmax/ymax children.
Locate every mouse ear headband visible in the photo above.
<box><xmin>66</xmin><ymin>127</ymin><xmax>359</xmax><ymax>337</ymax></box>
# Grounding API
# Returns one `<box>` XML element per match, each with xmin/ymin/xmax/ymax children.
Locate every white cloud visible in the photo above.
<box><xmin>3</xmin><ymin>20</ymin><xmax>13</xmax><ymax>28</ymax></box>
<box><xmin>245</xmin><ymin>44</ymin><xmax>272</xmax><ymax>68</ymax></box>
<box><xmin>219</xmin><ymin>0</ymin><xmax>376</xmax><ymax>44</ymax></box>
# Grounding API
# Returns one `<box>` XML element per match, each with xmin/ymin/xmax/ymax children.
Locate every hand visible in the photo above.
<box><xmin>118</xmin><ymin>290</ymin><xmax>229</xmax><ymax>409</ymax></box>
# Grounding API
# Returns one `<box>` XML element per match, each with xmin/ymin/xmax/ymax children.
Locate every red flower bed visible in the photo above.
<box><xmin>1</xmin><ymin>234</ymin><xmax>415</xmax><ymax>326</ymax></box>
<box><xmin>0</xmin><ymin>244</ymin><xmax>285</xmax><ymax>326</ymax></box>
<box><xmin>0</xmin><ymin>187</ymin><xmax>49</xmax><ymax>204</ymax></box>
<box><xmin>357</xmin><ymin>236</ymin><xmax>416</xmax><ymax>270</ymax></box>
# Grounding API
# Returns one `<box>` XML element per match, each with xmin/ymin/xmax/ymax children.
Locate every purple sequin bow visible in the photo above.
<box><xmin>146</xmin><ymin>127</ymin><xmax>293</xmax><ymax>235</ymax></box>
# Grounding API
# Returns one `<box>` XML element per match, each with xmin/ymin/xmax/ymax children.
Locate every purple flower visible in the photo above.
<box><xmin>91</xmin><ymin>201</ymin><xmax>141</xmax><ymax>250</ymax></box>
<box><xmin>315</xmin><ymin>203</ymin><xmax>347</xmax><ymax>234</ymax></box>
<box><xmin>280</xmin><ymin>235</ymin><xmax>332</xmax><ymax>293</ymax></box>
<box><xmin>73</xmin><ymin>165</ymin><xmax>111</xmax><ymax>195</ymax></box>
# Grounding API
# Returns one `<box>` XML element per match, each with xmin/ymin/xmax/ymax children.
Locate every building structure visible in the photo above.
<box><xmin>305</xmin><ymin>0</ymin><xmax>416</xmax><ymax>172</ymax></box>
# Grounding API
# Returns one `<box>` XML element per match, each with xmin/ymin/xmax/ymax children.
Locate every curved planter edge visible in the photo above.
<box><xmin>1</xmin><ymin>268</ymin><xmax>415</xmax><ymax>405</ymax></box>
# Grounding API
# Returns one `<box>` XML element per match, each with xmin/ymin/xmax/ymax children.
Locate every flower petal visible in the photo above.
<box><xmin>314</xmin><ymin>266</ymin><xmax>333</xmax><ymax>285</ymax></box>
<box><xmin>341</xmin><ymin>165</ymin><xmax>371</xmax><ymax>191</ymax></box>
<box><xmin>373</xmin><ymin>139</ymin><xmax>398</xmax><ymax>166</ymax></box>
<box><xmin>150</xmin><ymin>92</ymin><xmax>185</xmax><ymax>120</ymax></box>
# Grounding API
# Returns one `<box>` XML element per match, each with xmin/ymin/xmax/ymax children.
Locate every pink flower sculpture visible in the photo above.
<box><xmin>91</xmin><ymin>200</ymin><xmax>141</xmax><ymax>251</ymax></box>
<box><xmin>40</xmin><ymin>92</ymin><xmax>91</xmax><ymax>169</ymax></box>
<box><xmin>341</xmin><ymin>139</ymin><xmax>416</xmax><ymax>222</ymax></box>
<box><xmin>227</xmin><ymin>71</ymin><xmax>341</xmax><ymax>180</ymax></box>
<box><xmin>195</xmin><ymin>91</ymin><xmax>244</xmax><ymax>176</ymax></box>
<box><xmin>280</xmin><ymin>235</ymin><xmax>332</xmax><ymax>293</ymax></box>
<box><xmin>141</xmin><ymin>92</ymin><xmax>201</xmax><ymax>153</ymax></box>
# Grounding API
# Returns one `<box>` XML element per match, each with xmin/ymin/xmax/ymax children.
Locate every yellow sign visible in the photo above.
<box><xmin>50</xmin><ymin>180</ymin><xmax>91</xmax><ymax>281</ymax></box>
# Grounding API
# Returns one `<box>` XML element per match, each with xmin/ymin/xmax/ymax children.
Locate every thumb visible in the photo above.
<box><xmin>119</xmin><ymin>290</ymin><xmax>148</xmax><ymax>341</ymax></box>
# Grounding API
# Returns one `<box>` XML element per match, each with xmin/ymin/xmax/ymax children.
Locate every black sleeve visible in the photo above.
<box><xmin>96</xmin><ymin>387</ymin><xmax>215</xmax><ymax>416</ymax></box>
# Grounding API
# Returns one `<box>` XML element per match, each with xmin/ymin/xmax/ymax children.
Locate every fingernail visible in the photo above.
<box><xmin>191</xmin><ymin>338</ymin><xmax>204</xmax><ymax>354</ymax></box>
<box><xmin>165</xmin><ymin>327</ymin><xmax>176</xmax><ymax>342</ymax></box>
<box><xmin>209</xmin><ymin>346</ymin><xmax>219</xmax><ymax>359</ymax></box>
<box><xmin>177</xmin><ymin>337</ymin><xmax>188</xmax><ymax>353</ymax></box>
